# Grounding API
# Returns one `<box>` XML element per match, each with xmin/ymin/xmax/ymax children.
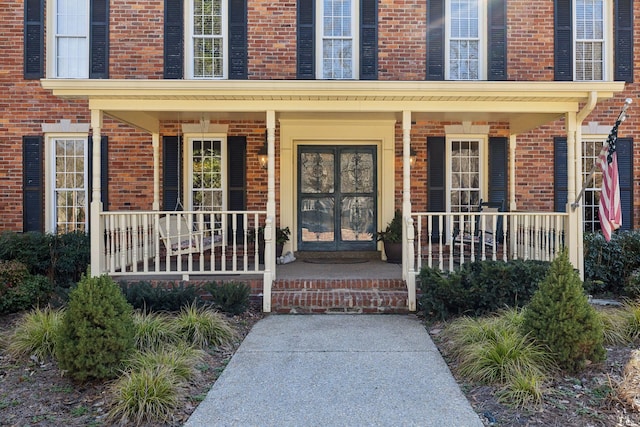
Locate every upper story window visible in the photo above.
<box><xmin>574</xmin><ymin>0</ymin><xmax>609</xmax><ymax>81</ymax></box>
<box><xmin>316</xmin><ymin>0</ymin><xmax>359</xmax><ymax>79</ymax></box>
<box><xmin>446</xmin><ymin>0</ymin><xmax>485</xmax><ymax>80</ymax></box>
<box><xmin>53</xmin><ymin>0</ymin><xmax>89</xmax><ymax>78</ymax></box>
<box><xmin>187</xmin><ymin>0</ymin><xmax>228</xmax><ymax>79</ymax></box>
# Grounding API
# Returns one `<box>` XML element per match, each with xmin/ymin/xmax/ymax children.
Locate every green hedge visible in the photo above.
<box><xmin>0</xmin><ymin>231</ymin><xmax>89</xmax><ymax>288</ymax></box>
<box><xmin>583</xmin><ymin>231</ymin><xmax>640</xmax><ymax>296</ymax></box>
<box><xmin>0</xmin><ymin>260</ymin><xmax>52</xmax><ymax>315</ymax></box>
<box><xmin>418</xmin><ymin>259</ymin><xmax>550</xmax><ymax>321</ymax></box>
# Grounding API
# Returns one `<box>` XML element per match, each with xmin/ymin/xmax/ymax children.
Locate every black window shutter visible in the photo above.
<box><xmin>488</xmin><ymin>137</ymin><xmax>508</xmax><ymax>206</ymax></box>
<box><xmin>90</xmin><ymin>0</ymin><xmax>109</xmax><ymax>78</ymax></box>
<box><xmin>24</xmin><ymin>0</ymin><xmax>44</xmax><ymax>79</ymax></box>
<box><xmin>23</xmin><ymin>136</ymin><xmax>43</xmax><ymax>232</ymax></box>
<box><xmin>360</xmin><ymin>0</ymin><xmax>378</xmax><ymax>80</ymax></box>
<box><xmin>227</xmin><ymin>136</ymin><xmax>247</xmax><ymax>242</ymax></box>
<box><xmin>615</xmin><ymin>0</ymin><xmax>634</xmax><ymax>82</ymax></box>
<box><xmin>426</xmin><ymin>0</ymin><xmax>445</xmax><ymax>80</ymax></box>
<box><xmin>229</xmin><ymin>0</ymin><xmax>248</xmax><ymax>79</ymax></box>
<box><xmin>616</xmin><ymin>138</ymin><xmax>633</xmax><ymax>230</ymax></box>
<box><xmin>297</xmin><ymin>0</ymin><xmax>315</xmax><ymax>79</ymax></box>
<box><xmin>88</xmin><ymin>136</ymin><xmax>109</xmax><ymax>211</ymax></box>
<box><xmin>427</xmin><ymin>137</ymin><xmax>446</xmax><ymax>241</ymax></box>
<box><xmin>487</xmin><ymin>0</ymin><xmax>507</xmax><ymax>81</ymax></box>
<box><xmin>554</xmin><ymin>137</ymin><xmax>568</xmax><ymax>212</ymax></box>
<box><xmin>163</xmin><ymin>136</ymin><xmax>183</xmax><ymax>210</ymax></box>
<box><xmin>164</xmin><ymin>0</ymin><xmax>184</xmax><ymax>79</ymax></box>
<box><xmin>554</xmin><ymin>0</ymin><xmax>573</xmax><ymax>81</ymax></box>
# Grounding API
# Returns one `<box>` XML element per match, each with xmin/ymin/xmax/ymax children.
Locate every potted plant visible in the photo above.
<box><xmin>249</xmin><ymin>225</ymin><xmax>291</xmax><ymax>262</ymax></box>
<box><xmin>377</xmin><ymin>210</ymin><xmax>403</xmax><ymax>263</ymax></box>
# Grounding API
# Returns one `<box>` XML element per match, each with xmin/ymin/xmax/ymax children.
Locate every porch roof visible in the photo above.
<box><xmin>41</xmin><ymin>79</ymin><xmax>625</xmax><ymax>134</ymax></box>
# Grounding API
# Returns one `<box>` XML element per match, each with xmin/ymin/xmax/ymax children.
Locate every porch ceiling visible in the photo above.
<box><xmin>41</xmin><ymin>79</ymin><xmax>625</xmax><ymax>134</ymax></box>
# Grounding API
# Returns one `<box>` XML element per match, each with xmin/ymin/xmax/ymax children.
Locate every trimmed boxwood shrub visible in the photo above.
<box><xmin>0</xmin><ymin>260</ymin><xmax>52</xmax><ymax>315</ymax></box>
<box><xmin>418</xmin><ymin>259</ymin><xmax>550</xmax><ymax>320</ymax></box>
<box><xmin>120</xmin><ymin>281</ymin><xmax>200</xmax><ymax>313</ymax></box>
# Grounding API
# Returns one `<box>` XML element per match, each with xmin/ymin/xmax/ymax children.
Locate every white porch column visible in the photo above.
<box><xmin>565</xmin><ymin>111</ymin><xmax>582</xmax><ymax>274</ymax></box>
<box><xmin>263</xmin><ymin>110</ymin><xmax>276</xmax><ymax>312</ymax></box>
<box><xmin>90</xmin><ymin>110</ymin><xmax>104</xmax><ymax>277</ymax></box>
<box><xmin>401</xmin><ymin>110</ymin><xmax>416</xmax><ymax>311</ymax></box>
<box><xmin>152</xmin><ymin>132</ymin><xmax>160</xmax><ymax>211</ymax></box>
<box><xmin>509</xmin><ymin>134</ymin><xmax>518</xmax><ymax>257</ymax></box>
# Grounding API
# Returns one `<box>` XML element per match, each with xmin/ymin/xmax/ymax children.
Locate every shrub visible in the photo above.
<box><xmin>120</xmin><ymin>281</ymin><xmax>199</xmax><ymax>312</ymax></box>
<box><xmin>522</xmin><ymin>250</ymin><xmax>605</xmax><ymax>373</ymax></box>
<box><xmin>175</xmin><ymin>303</ymin><xmax>236</xmax><ymax>348</ymax></box>
<box><xmin>583</xmin><ymin>231</ymin><xmax>640</xmax><ymax>296</ymax></box>
<box><xmin>127</xmin><ymin>345</ymin><xmax>205</xmax><ymax>382</ymax></box>
<box><xmin>7</xmin><ymin>306</ymin><xmax>65</xmax><ymax>362</ymax></box>
<box><xmin>0</xmin><ymin>260</ymin><xmax>52</xmax><ymax>315</ymax></box>
<box><xmin>205</xmin><ymin>281</ymin><xmax>251</xmax><ymax>315</ymax></box>
<box><xmin>56</xmin><ymin>274</ymin><xmax>135</xmax><ymax>382</ymax></box>
<box><xmin>624</xmin><ymin>268</ymin><xmax>640</xmax><ymax>299</ymax></box>
<box><xmin>418</xmin><ymin>259</ymin><xmax>550</xmax><ymax>320</ymax></box>
<box><xmin>108</xmin><ymin>365</ymin><xmax>183</xmax><ymax>426</ymax></box>
<box><xmin>132</xmin><ymin>310</ymin><xmax>180</xmax><ymax>351</ymax></box>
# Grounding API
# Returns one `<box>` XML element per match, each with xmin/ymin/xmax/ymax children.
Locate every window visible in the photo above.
<box><xmin>186</xmin><ymin>137</ymin><xmax>226</xmax><ymax>211</ymax></box>
<box><xmin>574</xmin><ymin>0</ymin><xmax>608</xmax><ymax>81</ymax></box>
<box><xmin>581</xmin><ymin>138</ymin><xmax>605</xmax><ymax>231</ymax></box>
<box><xmin>446</xmin><ymin>0</ymin><xmax>485</xmax><ymax>80</ymax></box>
<box><xmin>53</xmin><ymin>0</ymin><xmax>89</xmax><ymax>78</ymax></box>
<box><xmin>47</xmin><ymin>137</ymin><xmax>88</xmax><ymax>233</ymax></box>
<box><xmin>186</xmin><ymin>0</ymin><xmax>228</xmax><ymax>79</ymax></box>
<box><xmin>317</xmin><ymin>0</ymin><xmax>359</xmax><ymax>79</ymax></box>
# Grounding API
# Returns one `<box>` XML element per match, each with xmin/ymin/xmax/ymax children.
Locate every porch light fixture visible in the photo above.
<box><xmin>409</xmin><ymin>147</ymin><xmax>417</xmax><ymax>167</ymax></box>
<box><xmin>258</xmin><ymin>141</ymin><xmax>268</xmax><ymax>169</ymax></box>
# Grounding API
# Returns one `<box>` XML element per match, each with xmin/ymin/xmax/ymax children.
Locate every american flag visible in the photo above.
<box><xmin>598</xmin><ymin>118</ymin><xmax>622</xmax><ymax>242</ymax></box>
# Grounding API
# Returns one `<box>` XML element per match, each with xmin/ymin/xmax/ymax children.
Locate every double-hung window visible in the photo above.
<box><xmin>47</xmin><ymin>136</ymin><xmax>88</xmax><ymax>233</ymax></box>
<box><xmin>52</xmin><ymin>0</ymin><xmax>89</xmax><ymax>78</ymax></box>
<box><xmin>317</xmin><ymin>0</ymin><xmax>359</xmax><ymax>79</ymax></box>
<box><xmin>446</xmin><ymin>0</ymin><xmax>485</xmax><ymax>80</ymax></box>
<box><xmin>574</xmin><ymin>0</ymin><xmax>608</xmax><ymax>81</ymax></box>
<box><xmin>187</xmin><ymin>0</ymin><xmax>227</xmax><ymax>79</ymax></box>
<box><xmin>581</xmin><ymin>138</ymin><xmax>605</xmax><ymax>231</ymax></box>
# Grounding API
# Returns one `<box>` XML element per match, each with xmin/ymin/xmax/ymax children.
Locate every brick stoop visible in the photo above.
<box><xmin>271</xmin><ymin>278</ymin><xmax>409</xmax><ymax>314</ymax></box>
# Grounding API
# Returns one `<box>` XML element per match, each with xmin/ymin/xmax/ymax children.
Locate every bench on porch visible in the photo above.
<box><xmin>157</xmin><ymin>214</ymin><xmax>222</xmax><ymax>256</ymax></box>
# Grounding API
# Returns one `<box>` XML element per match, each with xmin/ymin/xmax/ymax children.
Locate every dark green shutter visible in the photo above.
<box><xmin>426</xmin><ymin>0</ymin><xmax>445</xmax><ymax>80</ymax></box>
<box><xmin>23</xmin><ymin>136</ymin><xmax>43</xmax><ymax>232</ymax></box>
<box><xmin>487</xmin><ymin>0</ymin><xmax>507</xmax><ymax>80</ymax></box>
<box><xmin>229</xmin><ymin>0</ymin><xmax>248</xmax><ymax>79</ymax></box>
<box><xmin>164</xmin><ymin>0</ymin><xmax>184</xmax><ymax>79</ymax></box>
<box><xmin>88</xmin><ymin>136</ymin><xmax>109</xmax><ymax>211</ymax></box>
<box><xmin>488</xmin><ymin>137</ymin><xmax>508</xmax><ymax>206</ymax></box>
<box><xmin>163</xmin><ymin>136</ymin><xmax>183</xmax><ymax>210</ymax></box>
<box><xmin>554</xmin><ymin>0</ymin><xmax>573</xmax><ymax>81</ymax></box>
<box><xmin>427</xmin><ymin>137</ymin><xmax>446</xmax><ymax>242</ymax></box>
<box><xmin>24</xmin><ymin>0</ymin><xmax>44</xmax><ymax>79</ymax></box>
<box><xmin>615</xmin><ymin>0</ymin><xmax>634</xmax><ymax>82</ymax></box>
<box><xmin>617</xmin><ymin>138</ymin><xmax>633</xmax><ymax>230</ymax></box>
<box><xmin>554</xmin><ymin>137</ymin><xmax>568</xmax><ymax>212</ymax></box>
<box><xmin>90</xmin><ymin>0</ymin><xmax>109</xmax><ymax>78</ymax></box>
<box><xmin>297</xmin><ymin>0</ymin><xmax>315</xmax><ymax>79</ymax></box>
<box><xmin>360</xmin><ymin>0</ymin><xmax>378</xmax><ymax>80</ymax></box>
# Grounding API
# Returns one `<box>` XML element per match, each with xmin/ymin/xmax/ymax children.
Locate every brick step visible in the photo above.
<box><xmin>271</xmin><ymin>288</ymin><xmax>409</xmax><ymax>314</ymax></box>
<box><xmin>272</xmin><ymin>278</ymin><xmax>406</xmax><ymax>291</ymax></box>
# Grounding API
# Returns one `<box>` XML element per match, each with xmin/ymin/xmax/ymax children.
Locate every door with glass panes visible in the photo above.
<box><xmin>298</xmin><ymin>146</ymin><xmax>377</xmax><ymax>251</ymax></box>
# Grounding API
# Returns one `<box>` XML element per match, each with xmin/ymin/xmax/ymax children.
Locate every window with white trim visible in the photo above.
<box><xmin>582</xmin><ymin>138</ymin><xmax>604</xmax><ymax>232</ymax></box>
<box><xmin>47</xmin><ymin>136</ymin><xmax>88</xmax><ymax>233</ymax></box>
<box><xmin>186</xmin><ymin>137</ymin><xmax>226</xmax><ymax>212</ymax></box>
<box><xmin>446</xmin><ymin>0</ymin><xmax>485</xmax><ymax>80</ymax></box>
<box><xmin>574</xmin><ymin>0</ymin><xmax>609</xmax><ymax>81</ymax></box>
<box><xmin>317</xmin><ymin>0</ymin><xmax>359</xmax><ymax>79</ymax></box>
<box><xmin>187</xmin><ymin>0</ymin><xmax>228</xmax><ymax>79</ymax></box>
<box><xmin>52</xmin><ymin>0</ymin><xmax>89</xmax><ymax>78</ymax></box>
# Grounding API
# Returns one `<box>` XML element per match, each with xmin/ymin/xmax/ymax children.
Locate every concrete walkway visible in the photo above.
<box><xmin>185</xmin><ymin>315</ymin><xmax>483</xmax><ymax>427</ymax></box>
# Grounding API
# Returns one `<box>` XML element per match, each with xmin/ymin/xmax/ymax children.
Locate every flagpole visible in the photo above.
<box><xmin>570</xmin><ymin>98</ymin><xmax>632</xmax><ymax>210</ymax></box>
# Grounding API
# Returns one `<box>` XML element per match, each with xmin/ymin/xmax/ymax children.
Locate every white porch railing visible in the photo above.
<box><xmin>409</xmin><ymin>211</ymin><xmax>568</xmax><ymax>273</ymax></box>
<box><xmin>98</xmin><ymin>210</ymin><xmax>268</xmax><ymax>279</ymax></box>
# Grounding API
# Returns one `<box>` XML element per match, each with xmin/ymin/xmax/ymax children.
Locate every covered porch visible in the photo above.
<box><xmin>41</xmin><ymin>79</ymin><xmax>625</xmax><ymax>312</ymax></box>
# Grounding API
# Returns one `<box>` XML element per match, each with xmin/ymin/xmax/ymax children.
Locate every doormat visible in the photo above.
<box><xmin>303</xmin><ymin>258</ymin><xmax>369</xmax><ymax>264</ymax></box>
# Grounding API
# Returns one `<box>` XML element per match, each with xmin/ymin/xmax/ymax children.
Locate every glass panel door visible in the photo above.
<box><xmin>298</xmin><ymin>146</ymin><xmax>376</xmax><ymax>251</ymax></box>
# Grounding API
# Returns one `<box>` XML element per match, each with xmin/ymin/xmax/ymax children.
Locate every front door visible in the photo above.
<box><xmin>298</xmin><ymin>146</ymin><xmax>377</xmax><ymax>251</ymax></box>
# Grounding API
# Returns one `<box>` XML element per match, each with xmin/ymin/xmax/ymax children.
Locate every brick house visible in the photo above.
<box><xmin>1</xmin><ymin>0</ymin><xmax>636</xmax><ymax>311</ymax></box>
